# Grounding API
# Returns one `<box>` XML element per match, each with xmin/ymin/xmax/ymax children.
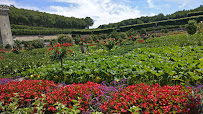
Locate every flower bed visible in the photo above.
<box><xmin>0</xmin><ymin>79</ymin><xmax>202</xmax><ymax>113</ymax></box>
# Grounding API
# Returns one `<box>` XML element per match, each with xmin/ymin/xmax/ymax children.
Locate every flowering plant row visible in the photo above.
<box><xmin>0</xmin><ymin>79</ymin><xmax>202</xmax><ymax>113</ymax></box>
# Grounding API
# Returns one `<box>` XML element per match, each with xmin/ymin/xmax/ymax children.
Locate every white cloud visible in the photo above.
<box><xmin>0</xmin><ymin>0</ymin><xmax>16</xmax><ymax>6</ymax></box>
<box><xmin>0</xmin><ymin>0</ymin><xmax>39</xmax><ymax>10</ymax></box>
<box><xmin>164</xmin><ymin>0</ymin><xmax>200</xmax><ymax>9</ymax></box>
<box><xmin>147</xmin><ymin>0</ymin><xmax>154</xmax><ymax>8</ymax></box>
<box><xmin>47</xmin><ymin>0</ymin><xmax>152</xmax><ymax>28</ymax></box>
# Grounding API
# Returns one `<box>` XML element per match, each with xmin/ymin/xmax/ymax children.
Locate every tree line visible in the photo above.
<box><xmin>5</xmin><ymin>5</ymin><xmax>94</xmax><ymax>29</ymax></box>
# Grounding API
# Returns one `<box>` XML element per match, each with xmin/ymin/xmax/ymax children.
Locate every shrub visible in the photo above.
<box><xmin>0</xmin><ymin>44</ymin><xmax>4</xmax><ymax>49</ymax></box>
<box><xmin>186</xmin><ymin>20</ymin><xmax>197</xmax><ymax>35</ymax></box>
<box><xmin>13</xmin><ymin>40</ymin><xmax>22</xmax><ymax>49</ymax></box>
<box><xmin>31</xmin><ymin>39</ymin><xmax>44</xmax><ymax>48</ymax></box>
<box><xmin>49</xmin><ymin>39</ymin><xmax>58</xmax><ymax>46</ymax></box>
<box><xmin>119</xmin><ymin>32</ymin><xmax>127</xmax><ymax>40</ymax></box>
<box><xmin>85</xmin><ymin>35</ymin><xmax>93</xmax><ymax>44</ymax></box>
<box><xmin>110</xmin><ymin>30</ymin><xmax>119</xmax><ymax>41</ymax></box>
<box><xmin>5</xmin><ymin>44</ymin><xmax>12</xmax><ymax>50</ymax></box>
<box><xmin>22</xmin><ymin>41</ymin><xmax>31</xmax><ymax>48</ymax></box>
<box><xmin>74</xmin><ymin>35</ymin><xmax>81</xmax><ymax>45</ymax></box>
<box><xmin>58</xmin><ymin>34</ymin><xmax>73</xmax><ymax>44</ymax></box>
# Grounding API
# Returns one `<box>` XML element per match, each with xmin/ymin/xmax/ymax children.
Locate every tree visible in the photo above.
<box><xmin>85</xmin><ymin>17</ymin><xmax>94</xmax><ymax>29</ymax></box>
<box><xmin>186</xmin><ymin>20</ymin><xmax>197</xmax><ymax>35</ymax></box>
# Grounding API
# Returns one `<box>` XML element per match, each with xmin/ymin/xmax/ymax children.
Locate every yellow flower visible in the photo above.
<box><xmin>37</xmin><ymin>75</ymin><xmax>40</xmax><ymax>78</ymax></box>
<box><xmin>30</xmin><ymin>75</ymin><xmax>34</xmax><ymax>78</ymax></box>
<box><xmin>169</xmin><ymin>52</ymin><xmax>172</xmax><ymax>54</ymax></box>
<box><xmin>139</xmin><ymin>61</ymin><xmax>142</xmax><ymax>63</ymax></box>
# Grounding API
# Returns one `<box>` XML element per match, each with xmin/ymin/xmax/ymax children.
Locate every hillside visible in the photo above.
<box><xmin>8</xmin><ymin>5</ymin><xmax>93</xmax><ymax>29</ymax></box>
<box><xmin>98</xmin><ymin>5</ymin><xmax>203</xmax><ymax>29</ymax></box>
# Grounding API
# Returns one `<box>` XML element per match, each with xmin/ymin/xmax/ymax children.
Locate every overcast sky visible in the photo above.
<box><xmin>1</xmin><ymin>0</ymin><xmax>202</xmax><ymax>28</ymax></box>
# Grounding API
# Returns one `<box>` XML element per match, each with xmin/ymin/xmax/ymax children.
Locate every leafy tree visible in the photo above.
<box><xmin>85</xmin><ymin>17</ymin><xmax>94</xmax><ymax>29</ymax></box>
<box><xmin>186</xmin><ymin>20</ymin><xmax>197</xmax><ymax>35</ymax></box>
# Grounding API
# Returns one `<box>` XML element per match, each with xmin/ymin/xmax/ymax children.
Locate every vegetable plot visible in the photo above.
<box><xmin>27</xmin><ymin>46</ymin><xmax>203</xmax><ymax>85</ymax></box>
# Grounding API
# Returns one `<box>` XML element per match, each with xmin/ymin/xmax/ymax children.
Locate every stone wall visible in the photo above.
<box><xmin>13</xmin><ymin>34</ymin><xmax>72</xmax><ymax>41</ymax></box>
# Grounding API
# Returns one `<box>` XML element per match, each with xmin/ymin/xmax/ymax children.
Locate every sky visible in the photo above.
<box><xmin>1</xmin><ymin>0</ymin><xmax>202</xmax><ymax>28</ymax></box>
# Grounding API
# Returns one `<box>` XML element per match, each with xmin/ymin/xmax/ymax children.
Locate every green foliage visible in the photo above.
<box><xmin>186</xmin><ymin>20</ymin><xmax>197</xmax><ymax>35</ymax></box>
<box><xmin>74</xmin><ymin>35</ymin><xmax>81</xmax><ymax>45</ymax></box>
<box><xmin>0</xmin><ymin>93</ymin><xmax>81</xmax><ymax>113</ymax></box>
<box><xmin>0</xmin><ymin>44</ymin><xmax>4</xmax><ymax>49</ymax></box>
<box><xmin>85</xmin><ymin>17</ymin><xmax>94</xmax><ymax>28</ymax></box>
<box><xmin>31</xmin><ymin>39</ymin><xmax>44</xmax><ymax>48</ymax></box>
<box><xmin>23</xmin><ymin>34</ymin><xmax>203</xmax><ymax>85</ymax></box>
<box><xmin>140</xmin><ymin>28</ymin><xmax>147</xmax><ymax>35</ymax></box>
<box><xmin>13</xmin><ymin>40</ymin><xmax>22</xmax><ymax>49</ymax></box>
<box><xmin>119</xmin><ymin>32</ymin><xmax>127</xmax><ymax>39</ymax></box>
<box><xmin>110</xmin><ymin>30</ymin><xmax>119</xmax><ymax>41</ymax></box>
<box><xmin>9</xmin><ymin>6</ymin><xmax>93</xmax><ymax>29</ymax></box>
<box><xmin>0</xmin><ymin>48</ymin><xmax>51</xmax><ymax>78</ymax></box>
<box><xmin>85</xmin><ymin>35</ymin><xmax>93</xmax><ymax>43</ymax></box>
<box><xmin>5</xmin><ymin>44</ymin><xmax>12</xmax><ymax>49</ymax></box>
<box><xmin>98</xmin><ymin>6</ymin><xmax>203</xmax><ymax>29</ymax></box>
<box><xmin>58</xmin><ymin>34</ymin><xmax>73</xmax><ymax>44</ymax></box>
<box><xmin>126</xmin><ymin>28</ymin><xmax>136</xmax><ymax>37</ymax></box>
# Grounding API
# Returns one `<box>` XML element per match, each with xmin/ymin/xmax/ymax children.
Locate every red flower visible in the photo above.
<box><xmin>0</xmin><ymin>56</ymin><xmax>3</xmax><ymax>60</ymax></box>
<box><xmin>48</xmin><ymin>106</ymin><xmax>56</xmax><ymax>112</ymax></box>
<box><xmin>68</xmin><ymin>50</ymin><xmax>72</xmax><ymax>52</ymax></box>
<box><xmin>121</xmin><ymin>109</ymin><xmax>127</xmax><ymax>113</ymax></box>
<box><xmin>81</xmin><ymin>38</ymin><xmax>85</xmax><ymax>40</ymax></box>
<box><xmin>113</xmin><ymin>38</ymin><xmax>115</xmax><ymax>41</ymax></box>
<box><xmin>138</xmin><ymin>40</ymin><xmax>145</xmax><ymax>43</ymax></box>
<box><xmin>49</xmin><ymin>48</ymin><xmax>53</xmax><ymax>51</ymax></box>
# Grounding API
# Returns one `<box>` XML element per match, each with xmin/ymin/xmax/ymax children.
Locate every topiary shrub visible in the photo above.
<box><xmin>186</xmin><ymin>20</ymin><xmax>197</xmax><ymax>35</ymax></box>
<box><xmin>58</xmin><ymin>34</ymin><xmax>73</xmax><ymax>44</ymax></box>
<box><xmin>119</xmin><ymin>32</ymin><xmax>127</xmax><ymax>40</ymax></box>
<box><xmin>32</xmin><ymin>39</ymin><xmax>44</xmax><ymax>48</ymax></box>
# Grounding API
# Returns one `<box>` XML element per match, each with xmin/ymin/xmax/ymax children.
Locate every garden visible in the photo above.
<box><xmin>0</xmin><ymin>21</ymin><xmax>203</xmax><ymax>113</ymax></box>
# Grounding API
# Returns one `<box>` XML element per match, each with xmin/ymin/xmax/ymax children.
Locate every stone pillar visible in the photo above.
<box><xmin>0</xmin><ymin>6</ymin><xmax>14</xmax><ymax>46</ymax></box>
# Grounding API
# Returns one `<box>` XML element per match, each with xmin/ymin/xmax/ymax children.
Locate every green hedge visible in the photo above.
<box><xmin>11</xmin><ymin>15</ymin><xmax>203</xmax><ymax>35</ymax></box>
